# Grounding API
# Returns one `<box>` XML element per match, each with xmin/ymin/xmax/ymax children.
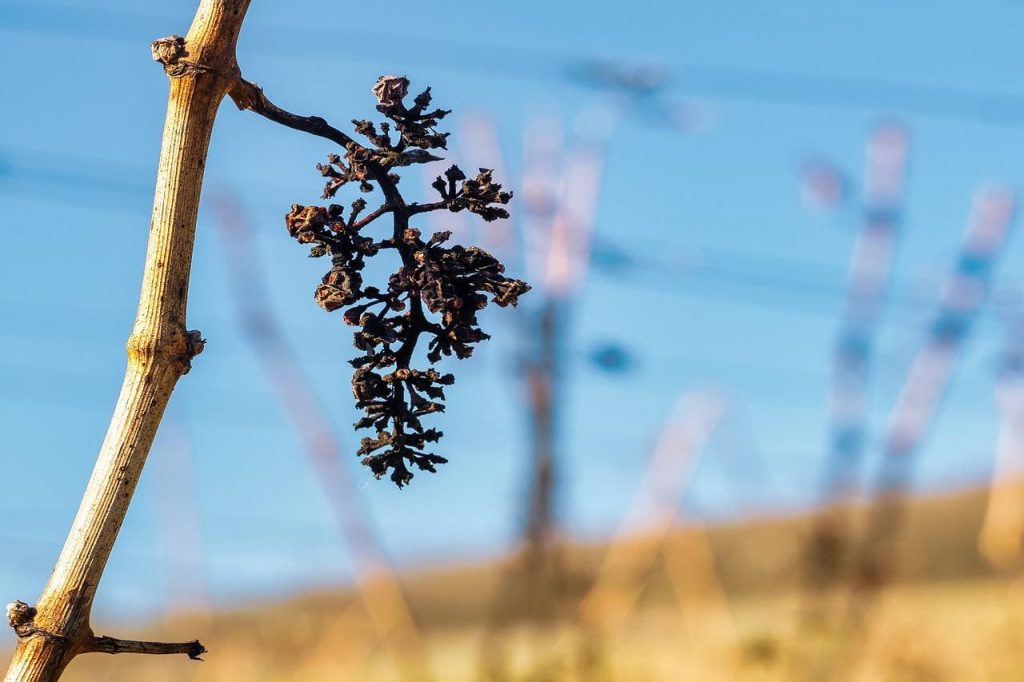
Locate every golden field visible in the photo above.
<box><xmin>31</xmin><ymin>487</ymin><xmax>1024</xmax><ymax>681</ymax></box>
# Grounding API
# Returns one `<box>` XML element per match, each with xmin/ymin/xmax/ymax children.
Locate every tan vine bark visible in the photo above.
<box><xmin>3</xmin><ymin>1</ymin><xmax>251</xmax><ymax>680</ymax></box>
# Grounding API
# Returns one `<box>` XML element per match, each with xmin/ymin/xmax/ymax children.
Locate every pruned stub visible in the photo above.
<box><xmin>6</xmin><ymin>601</ymin><xmax>37</xmax><ymax>637</ymax></box>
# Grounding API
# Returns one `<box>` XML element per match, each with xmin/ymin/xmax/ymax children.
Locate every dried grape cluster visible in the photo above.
<box><xmin>284</xmin><ymin>76</ymin><xmax>530</xmax><ymax>487</ymax></box>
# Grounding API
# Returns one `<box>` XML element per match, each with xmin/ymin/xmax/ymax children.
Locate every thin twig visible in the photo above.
<box><xmin>408</xmin><ymin>201</ymin><xmax>447</xmax><ymax>215</ymax></box>
<box><xmin>228</xmin><ymin>79</ymin><xmax>356</xmax><ymax>148</ymax></box>
<box><xmin>84</xmin><ymin>636</ymin><xmax>206</xmax><ymax>660</ymax></box>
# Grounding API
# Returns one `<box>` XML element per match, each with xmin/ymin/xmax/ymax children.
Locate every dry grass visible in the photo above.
<box><xmin>32</xmin><ymin>487</ymin><xmax>1024</xmax><ymax>681</ymax></box>
<box><xmin>50</xmin><ymin>579</ymin><xmax>1024</xmax><ymax>682</ymax></box>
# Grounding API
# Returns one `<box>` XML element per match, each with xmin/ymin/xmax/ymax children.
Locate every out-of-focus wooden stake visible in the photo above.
<box><xmin>153</xmin><ymin>419</ymin><xmax>212</xmax><ymax>624</ymax></box>
<box><xmin>980</xmin><ymin>296</ymin><xmax>1024</xmax><ymax>570</ymax></box>
<box><xmin>661</xmin><ymin>523</ymin><xmax>737</xmax><ymax>643</ymax></box>
<box><xmin>802</xmin><ymin>124</ymin><xmax>909</xmax><ymax>628</ymax></box>
<box><xmin>850</xmin><ymin>188</ymin><xmax>1016</xmax><ymax>620</ymax></box>
<box><xmin>472</xmin><ymin>112</ymin><xmax>606</xmax><ymax>681</ymax></box>
<box><xmin>210</xmin><ymin>190</ymin><xmax>432</xmax><ymax>681</ymax></box>
<box><xmin>575</xmin><ymin>390</ymin><xmax>727</xmax><ymax>677</ymax></box>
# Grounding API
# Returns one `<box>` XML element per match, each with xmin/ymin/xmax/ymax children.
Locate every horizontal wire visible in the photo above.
<box><xmin>0</xmin><ymin>155</ymin><xmax>1016</xmax><ymax>367</ymax></box>
<box><xmin>3</xmin><ymin>2</ymin><xmax>1024</xmax><ymax>127</ymax></box>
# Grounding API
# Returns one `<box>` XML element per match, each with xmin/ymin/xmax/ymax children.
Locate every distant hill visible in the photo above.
<box><xmin>39</xmin><ymin>485</ymin><xmax>1024</xmax><ymax>681</ymax></box>
<box><xmin>386</xmin><ymin>484</ymin><xmax>1002</xmax><ymax>623</ymax></box>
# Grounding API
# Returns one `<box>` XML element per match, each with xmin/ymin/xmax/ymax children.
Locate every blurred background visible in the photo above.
<box><xmin>4</xmin><ymin>1</ymin><xmax>1024</xmax><ymax>680</ymax></box>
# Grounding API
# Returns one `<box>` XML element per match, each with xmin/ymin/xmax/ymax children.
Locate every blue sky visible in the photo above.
<box><xmin>2</xmin><ymin>0</ymin><xmax>1024</xmax><ymax>617</ymax></box>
